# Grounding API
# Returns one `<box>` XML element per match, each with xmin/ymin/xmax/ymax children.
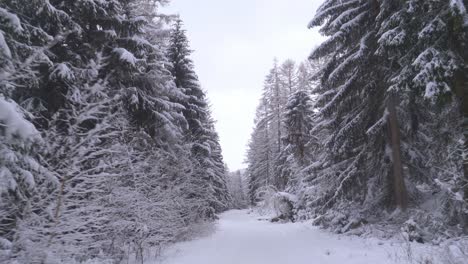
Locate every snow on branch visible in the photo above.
<box><xmin>0</xmin><ymin>97</ymin><xmax>39</xmax><ymax>140</ymax></box>
<box><xmin>113</xmin><ymin>47</ymin><xmax>138</xmax><ymax>66</ymax></box>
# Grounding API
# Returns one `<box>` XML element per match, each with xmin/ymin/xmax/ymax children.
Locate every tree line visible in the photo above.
<box><xmin>247</xmin><ymin>0</ymin><xmax>467</xmax><ymax>238</ymax></box>
<box><xmin>0</xmin><ymin>0</ymin><xmax>230</xmax><ymax>263</ymax></box>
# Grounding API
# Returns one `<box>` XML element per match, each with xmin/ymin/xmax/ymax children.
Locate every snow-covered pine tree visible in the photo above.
<box><xmin>305</xmin><ymin>0</ymin><xmax>414</xmax><ymax>219</ymax></box>
<box><xmin>2</xmin><ymin>0</ymin><xmax>81</xmax><ymax>125</ymax></box>
<box><xmin>166</xmin><ymin>19</ymin><xmax>207</xmax><ymax>140</ymax></box>
<box><xmin>0</xmin><ymin>2</ymin><xmax>75</xmax><ymax>261</ymax></box>
<box><xmin>264</xmin><ymin>59</ymin><xmax>287</xmax><ymax>156</ymax></box>
<box><xmin>97</xmin><ymin>1</ymin><xmax>200</xmax><ymax>259</ymax></box>
<box><xmin>0</xmin><ymin>97</ymin><xmax>54</xmax><ymax>262</ymax></box>
<box><xmin>1</xmin><ymin>0</ymin><xmax>231</xmax><ymax>262</ymax></box>
<box><xmin>306</xmin><ymin>0</ymin><xmax>466</xmax><ymax>231</ymax></box>
<box><xmin>166</xmin><ymin>19</ymin><xmax>230</xmax><ymax>217</ymax></box>
<box><xmin>247</xmin><ymin>59</ymin><xmax>304</xmax><ymax>198</ymax></box>
<box><xmin>296</xmin><ymin>62</ymin><xmax>315</xmax><ymax>92</ymax></box>
<box><xmin>264</xmin><ymin>61</ymin><xmax>289</xmax><ymax>192</ymax></box>
<box><xmin>275</xmin><ymin>90</ymin><xmax>314</xmax><ymax>190</ymax></box>
<box><xmin>1</xmin><ymin>0</ymin><xmax>209</xmax><ymax>262</ymax></box>
<box><xmin>247</xmin><ymin>100</ymin><xmax>274</xmax><ymax>204</ymax></box>
<box><xmin>38</xmin><ymin>61</ymin><xmax>122</xmax><ymax>262</ymax></box>
<box><xmin>6</xmin><ymin>1</ymin><xmax>126</xmax><ymax>261</ymax></box>
<box><xmin>227</xmin><ymin>170</ymin><xmax>248</xmax><ymax>209</ymax></box>
<box><xmin>272</xmin><ymin>60</ymin><xmax>323</xmax><ymax>193</ymax></box>
<box><xmin>376</xmin><ymin>0</ymin><xmax>468</xmax><ymax>229</ymax></box>
<box><xmin>107</xmin><ymin>128</ymin><xmax>195</xmax><ymax>262</ymax></box>
<box><xmin>205</xmin><ymin>116</ymin><xmax>232</xmax><ymax>212</ymax></box>
<box><xmin>279</xmin><ymin>59</ymin><xmax>298</xmax><ymax>94</ymax></box>
<box><xmin>279</xmin><ymin>90</ymin><xmax>315</xmax><ymax>190</ymax></box>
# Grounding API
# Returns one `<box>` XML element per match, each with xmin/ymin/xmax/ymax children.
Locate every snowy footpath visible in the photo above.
<box><xmin>155</xmin><ymin>209</ymin><xmax>433</xmax><ymax>264</ymax></box>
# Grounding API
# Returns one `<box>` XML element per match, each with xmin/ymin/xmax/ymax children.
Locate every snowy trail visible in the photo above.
<box><xmin>157</xmin><ymin>210</ymin><xmax>410</xmax><ymax>264</ymax></box>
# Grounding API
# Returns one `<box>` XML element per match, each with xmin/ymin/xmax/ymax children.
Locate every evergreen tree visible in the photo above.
<box><xmin>279</xmin><ymin>59</ymin><xmax>298</xmax><ymax>94</ymax></box>
<box><xmin>283</xmin><ymin>91</ymin><xmax>315</xmax><ymax>166</ymax></box>
<box><xmin>377</xmin><ymin>0</ymin><xmax>467</xmax><ymax>223</ymax></box>
<box><xmin>1</xmin><ymin>0</ymin><xmax>232</xmax><ymax>262</ymax></box>
<box><xmin>306</xmin><ymin>0</ymin><xmax>412</xmax><ymax>216</ymax></box>
<box><xmin>227</xmin><ymin>170</ymin><xmax>248</xmax><ymax>209</ymax></box>
<box><xmin>247</xmin><ymin>100</ymin><xmax>274</xmax><ymax>203</ymax></box>
<box><xmin>167</xmin><ymin>19</ymin><xmax>230</xmax><ymax>216</ymax></box>
<box><xmin>0</xmin><ymin>98</ymin><xmax>53</xmax><ymax>262</ymax></box>
<box><xmin>296</xmin><ymin>62</ymin><xmax>315</xmax><ymax>92</ymax></box>
<box><xmin>301</xmin><ymin>0</ymin><xmax>466</xmax><ymax>230</ymax></box>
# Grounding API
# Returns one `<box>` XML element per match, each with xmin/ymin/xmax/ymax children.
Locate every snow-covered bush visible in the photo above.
<box><xmin>402</xmin><ymin>219</ymin><xmax>425</xmax><ymax>243</ymax></box>
<box><xmin>254</xmin><ymin>186</ymin><xmax>297</xmax><ymax>221</ymax></box>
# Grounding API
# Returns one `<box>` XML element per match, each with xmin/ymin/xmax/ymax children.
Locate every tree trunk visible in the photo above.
<box><xmin>456</xmin><ymin>75</ymin><xmax>468</xmax><ymax>204</ymax></box>
<box><xmin>265</xmin><ymin>103</ymin><xmax>271</xmax><ymax>186</ymax></box>
<box><xmin>388</xmin><ymin>95</ymin><xmax>408</xmax><ymax>210</ymax></box>
<box><xmin>462</xmin><ymin>81</ymin><xmax>468</xmax><ymax>232</ymax></box>
<box><xmin>275</xmin><ymin>86</ymin><xmax>282</xmax><ymax>153</ymax></box>
<box><xmin>448</xmin><ymin>9</ymin><xmax>468</xmax><ymax>230</ymax></box>
<box><xmin>454</xmin><ymin>69</ymin><xmax>467</xmax><ymax>231</ymax></box>
<box><xmin>463</xmin><ymin>107</ymin><xmax>468</xmax><ymax>203</ymax></box>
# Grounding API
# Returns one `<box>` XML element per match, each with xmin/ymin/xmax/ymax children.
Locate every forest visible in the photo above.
<box><xmin>0</xmin><ymin>0</ymin><xmax>467</xmax><ymax>263</ymax></box>
<box><xmin>0</xmin><ymin>0</ymin><xmax>231</xmax><ymax>262</ymax></box>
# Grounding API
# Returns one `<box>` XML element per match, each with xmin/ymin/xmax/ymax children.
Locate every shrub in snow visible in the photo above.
<box><xmin>254</xmin><ymin>186</ymin><xmax>297</xmax><ymax>222</ymax></box>
<box><xmin>271</xmin><ymin>192</ymin><xmax>297</xmax><ymax>222</ymax></box>
<box><xmin>254</xmin><ymin>186</ymin><xmax>278</xmax><ymax>216</ymax></box>
<box><xmin>402</xmin><ymin>219</ymin><xmax>424</xmax><ymax>243</ymax></box>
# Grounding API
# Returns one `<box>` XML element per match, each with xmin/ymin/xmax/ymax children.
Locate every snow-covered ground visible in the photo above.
<box><xmin>153</xmin><ymin>209</ymin><xmax>436</xmax><ymax>264</ymax></box>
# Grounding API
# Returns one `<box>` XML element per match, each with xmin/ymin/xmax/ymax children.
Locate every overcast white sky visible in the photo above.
<box><xmin>162</xmin><ymin>0</ymin><xmax>325</xmax><ymax>171</ymax></box>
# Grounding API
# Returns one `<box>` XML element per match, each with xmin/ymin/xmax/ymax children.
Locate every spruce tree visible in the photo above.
<box><xmin>0</xmin><ymin>0</ymin><xmax>221</xmax><ymax>262</ymax></box>
<box><xmin>304</xmin><ymin>0</ymin><xmax>466</xmax><ymax>230</ymax></box>
<box><xmin>247</xmin><ymin>100</ymin><xmax>274</xmax><ymax>203</ymax></box>
<box><xmin>307</xmin><ymin>0</ymin><xmax>412</xmax><ymax>215</ymax></box>
<box><xmin>167</xmin><ymin>19</ymin><xmax>230</xmax><ymax>217</ymax></box>
<box><xmin>283</xmin><ymin>91</ymin><xmax>315</xmax><ymax>166</ymax></box>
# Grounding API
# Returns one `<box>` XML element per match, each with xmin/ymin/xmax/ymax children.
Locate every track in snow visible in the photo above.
<box><xmin>157</xmin><ymin>210</ymin><xmax>416</xmax><ymax>264</ymax></box>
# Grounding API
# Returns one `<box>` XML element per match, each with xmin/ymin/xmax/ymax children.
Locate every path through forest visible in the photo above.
<box><xmin>156</xmin><ymin>210</ymin><xmax>427</xmax><ymax>264</ymax></box>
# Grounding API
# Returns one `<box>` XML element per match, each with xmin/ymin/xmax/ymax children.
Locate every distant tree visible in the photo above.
<box><xmin>247</xmin><ymin>100</ymin><xmax>274</xmax><ymax>204</ymax></box>
<box><xmin>283</xmin><ymin>91</ymin><xmax>315</xmax><ymax>165</ymax></box>
<box><xmin>227</xmin><ymin>170</ymin><xmax>248</xmax><ymax>209</ymax></box>
<box><xmin>279</xmin><ymin>59</ymin><xmax>297</xmax><ymax>94</ymax></box>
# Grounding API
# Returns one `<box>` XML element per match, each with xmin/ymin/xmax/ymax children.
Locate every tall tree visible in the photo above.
<box><xmin>307</xmin><ymin>0</ymin><xmax>412</xmax><ymax>213</ymax></box>
<box><xmin>301</xmin><ymin>0</ymin><xmax>466</xmax><ymax>230</ymax></box>
<box><xmin>1</xmin><ymin>0</ymin><xmax>232</xmax><ymax>262</ymax></box>
<box><xmin>377</xmin><ymin>0</ymin><xmax>467</xmax><ymax>226</ymax></box>
<box><xmin>167</xmin><ymin>19</ymin><xmax>230</xmax><ymax>216</ymax></box>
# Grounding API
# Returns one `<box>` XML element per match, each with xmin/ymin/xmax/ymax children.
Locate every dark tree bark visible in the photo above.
<box><xmin>454</xmin><ymin>69</ymin><xmax>468</xmax><ymax>231</ymax></box>
<box><xmin>388</xmin><ymin>95</ymin><xmax>408</xmax><ymax>210</ymax></box>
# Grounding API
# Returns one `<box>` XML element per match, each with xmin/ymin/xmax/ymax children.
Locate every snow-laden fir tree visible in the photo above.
<box><xmin>277</xmin><ymin>90</ymin><xmax>315</xmax><ymax>191</ymax></box>
<box><xmin>302</xmin><ymin>0</ymin><xmax>466</xmax><ymax>233</ymax></box>
<box><xmin>227</xmin><ymin>170</ymin><xmax>249</xmax><ymax>209</ymax></box>
<box><xmin>279</xmin><ymin>59</ymin><xmax>298</xmax><ymax>94</ymax></box>
<box><xmin>377</xmin><ymin>0</ymin><xmax>468</xmax><ymax>229</ymax></box>
<box><xmin>167</xmin><ymin>19</ymin><xmax>231</xmax><ymax>217</ymax></box>
<box><xmin>0</xmin><ymin>2</ymin><xmax>71</xmax><ymax>261</ymax></box>
<box><xmin>247</xmin><ymin>59</ymin><xmax>317</xmax><ymax>199</ymax></box>
<box><xmin>0</xmin><ymin>97</ymin><xmax>54</xmax><ymax>263</ymax></box>
<box><xmin>1</xmin><ymin>0</ymin><xmax>232</xmax><ymax>262</ymax></box>
<box><xmin>247</xmin><ymin>100</ymin><xmax>274</xmax><ymax>204</ymax></box>
<box><xmin>296</xmin><ymin>61</ymin><xmax>316</xmax><ymax>92</ymax></box>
